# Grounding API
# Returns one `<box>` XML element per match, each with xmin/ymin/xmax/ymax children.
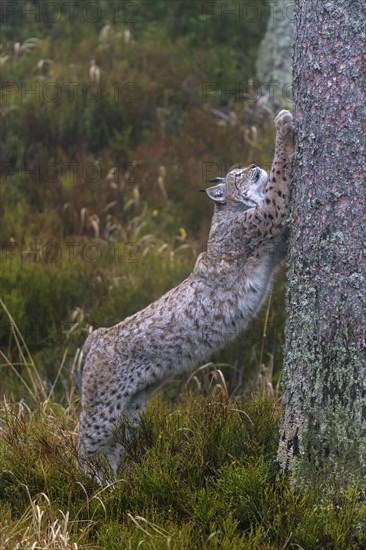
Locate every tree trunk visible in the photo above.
<box><xmin>278</xmin><ymin>0</ymin><xmax>366</xmax><ymax>488</ymax></box>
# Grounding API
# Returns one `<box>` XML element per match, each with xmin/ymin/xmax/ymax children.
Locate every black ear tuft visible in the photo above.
<box><xmin>207</xmin><ymin>177</ymin><xmax>224</xmax><ymax>183</ymax></box>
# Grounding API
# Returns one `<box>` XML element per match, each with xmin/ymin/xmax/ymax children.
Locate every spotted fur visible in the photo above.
<box><xmin>78</xmin><ymin>110</ymin><xmax>294</xmax><ymax>478</ymax></box>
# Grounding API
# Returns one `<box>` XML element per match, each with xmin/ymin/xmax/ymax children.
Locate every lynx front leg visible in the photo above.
<box><xmin>255</xmin><ymin>110</ymin><xmax>294</xmax><ymax>260</ymax></box>
<box><xmin>264</xmin><ymin>110</ymin><xmax>294</xmax><ymax>227</ymax></box>
<box><xmin>240</xmin><ymin>111</ymin><xmax>294</xmax><ymax>240</ymax></box>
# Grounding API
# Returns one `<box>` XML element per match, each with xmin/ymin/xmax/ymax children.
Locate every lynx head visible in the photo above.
<box><xmin>205</xmin><ymin>164</ymin><xmax>268</xmax><ymax>211</ymax></box>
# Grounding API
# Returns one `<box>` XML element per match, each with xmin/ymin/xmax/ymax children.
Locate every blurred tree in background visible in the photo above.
<box><xmin>256</xmin><ymin>0</ymin><xmax>294</xmax><ymax>109</ymax></box>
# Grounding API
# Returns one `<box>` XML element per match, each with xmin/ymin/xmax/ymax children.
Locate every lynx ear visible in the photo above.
<box><xmin>206</xmin><ymin>183</ymin><xmax>226</xmax><ymax>204</ymax></box>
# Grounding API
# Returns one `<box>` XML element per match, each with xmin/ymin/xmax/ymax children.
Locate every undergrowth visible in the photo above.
<box><xmin>1</xmin><ymin>391</ymin><xmax>365</xmax><ymax>549</ymax></box>
<box><xmin>0</xmin><ymin>311</ymin><xmax>365</xmax><ymax>549</ymax></box>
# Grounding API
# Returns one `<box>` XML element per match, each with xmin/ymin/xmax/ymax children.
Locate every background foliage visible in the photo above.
<box><xmin>0</xmin><ymin>0</ymin><xmax>281</xmax><ymax>396</ymax></box>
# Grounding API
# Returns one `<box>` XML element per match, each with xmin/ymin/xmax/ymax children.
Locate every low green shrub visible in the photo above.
<box><xmin>0</xmin><ymin>393</ymin><xmax>365</xmax><ymax>549</ymax></box>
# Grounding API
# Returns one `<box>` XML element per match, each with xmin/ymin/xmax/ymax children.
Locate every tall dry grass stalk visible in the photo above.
<box><xmin>0</xmin><ymin>298</ymin><xmax>47</xmax><ymax>402</ymax></box>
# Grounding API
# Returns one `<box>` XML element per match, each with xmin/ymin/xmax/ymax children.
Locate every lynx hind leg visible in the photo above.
<box><xmin>122</xmin><ymin>390</ymin><xmax>149</xmax><ymax>440</ymax></box>
<box><xmin>104</xmin><ymin>390</ymin><xmax>150</xmax><ymax>473</ymax></box>
<box><xmin>78</xmin><ymin>411</ymin><xmax>116</xmax><ymax>482</ymax></box>
<box><xmin>79</xmin><ymin>389</ymin><xmax>149</xmax><ymax>480</ymax></box>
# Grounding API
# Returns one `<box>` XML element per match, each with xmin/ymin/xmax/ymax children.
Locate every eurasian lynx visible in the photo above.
<box><xmin>79</xmin><ymin>110</ymin><xmax>294</xmax><ymax>477</ymax></box>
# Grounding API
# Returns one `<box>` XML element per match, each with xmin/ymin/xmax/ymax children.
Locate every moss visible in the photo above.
<box><xmin>281</xmin><ymin>252</ymin><xmax>366</xmax><ymax>489</ymax></box>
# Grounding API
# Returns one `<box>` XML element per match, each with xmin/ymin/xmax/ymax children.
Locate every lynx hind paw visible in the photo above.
<box><xmin>274</xmin><ymin>110</ymin><xmax>294</xmax><ymax>141</ymax></box>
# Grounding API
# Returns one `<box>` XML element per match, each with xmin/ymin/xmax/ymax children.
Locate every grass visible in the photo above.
<box><xmin>1</xmin><ymin>391</ymin><xmax>366</xmax><ymax>548</ymax></box>
<box><xmin>0</xmin><ymin>316</ymin><xmax>365</xmax><ymax>549</ymax></box>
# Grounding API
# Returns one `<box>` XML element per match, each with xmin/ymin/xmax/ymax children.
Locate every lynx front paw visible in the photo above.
<box><xmin>274</xmin><ymin>110</ymin><xmax>294</xmax><ymax>142</ymax></box>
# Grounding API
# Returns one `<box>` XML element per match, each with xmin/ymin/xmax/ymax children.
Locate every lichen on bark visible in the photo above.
<box><xmin>278</xmin><ymin>0</ymin><xmax>366</xmax><ymax>489</ymax></box>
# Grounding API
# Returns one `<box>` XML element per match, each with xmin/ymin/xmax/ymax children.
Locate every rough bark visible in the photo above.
<box><xmin>278</xmin><ymin>0</ymin><xmax>366</xmax><ymax>488</ymax></box>
<box><xmin>255</xmin><ymin>0</ymin><xmax>294</xmax><ymax>109</ymax></box>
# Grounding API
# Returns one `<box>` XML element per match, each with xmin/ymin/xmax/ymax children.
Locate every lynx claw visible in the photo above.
<box><xmin>274</xmin><ymin>110</ymin><xmax>294</xmax><ymax>142</ymax></box>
